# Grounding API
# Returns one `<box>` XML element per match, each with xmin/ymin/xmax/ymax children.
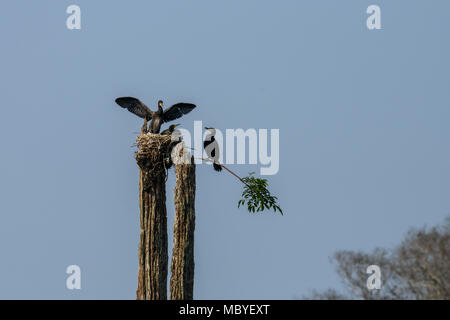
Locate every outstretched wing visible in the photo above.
<box><xmin>115</xmin><ymin>97</ymin><xmax>152</xmax><ymax>120</ymax></box>
<box><xmin>163</xmin><ymin>103</ymin><xmax>196</xmax><ymax>122</ymax></box>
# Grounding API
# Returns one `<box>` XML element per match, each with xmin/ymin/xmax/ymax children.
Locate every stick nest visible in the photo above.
<box><xmin>135</xmin><ymin>133</ymin><xmax>175</xmax><ymax>190</ymax></box>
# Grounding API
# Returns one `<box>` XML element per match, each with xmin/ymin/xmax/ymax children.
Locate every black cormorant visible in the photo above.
<box><xmin>161</xmin><ymin>123</ymin><xmax>180</xmax><ymax>136</ymax></box>
<box><xmin>115</xmin><ymin>97</ymin><xmax>196</xmax><ymax>134</ymax></box>
<box><xmin>204</xmin><ymin>127</ymin><xmax>222</xmax><ymax>172</ymax></box>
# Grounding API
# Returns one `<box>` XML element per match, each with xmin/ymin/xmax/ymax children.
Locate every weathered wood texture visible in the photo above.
<box><xmin>135</xmin><ymin>134</ymin><xmax>171</xmax><ymax>300</ymax></box>
<box><xmin>170</xmin><ymin>145</ymin><xmax>196</xmax><ymax>300</ymax></box>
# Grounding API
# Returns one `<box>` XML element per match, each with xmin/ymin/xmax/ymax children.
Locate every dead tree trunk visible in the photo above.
<box><xmin>170</xmin><ymin>143</ymin><xmax>196</xmax><ymax>300</ymax></box>
<box><xmin>135</xmin><ymin>133</ymin><xmax>171</xmax><ymax>300</ymax></box>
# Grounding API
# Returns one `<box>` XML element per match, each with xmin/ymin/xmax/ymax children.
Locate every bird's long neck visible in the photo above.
<box><xmin>157</xmin><ymin>105</ymin><xmax>163</xmax><ymax>114</ymax></box>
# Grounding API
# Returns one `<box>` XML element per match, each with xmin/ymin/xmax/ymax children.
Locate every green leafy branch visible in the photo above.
<box><xmin>195</xmin><ymin>157</ymin><xmax>283</xmax><ymax>215</ymax></box>
<box><xmin>237</xmin><ymin>172</ymin><xmax>283</xmax><ymax>215</ymax></box>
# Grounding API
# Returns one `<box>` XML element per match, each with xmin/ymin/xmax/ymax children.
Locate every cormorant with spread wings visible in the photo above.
<box><xmin>115</xmin><ymin>97</ymin><xmax>196</xmax><ymax>134</ymax></box>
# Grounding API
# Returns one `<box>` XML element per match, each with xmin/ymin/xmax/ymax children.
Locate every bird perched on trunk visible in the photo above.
<box><xmin>115</xmin><ymin>97</ymin><xmax>196</xmax><ymax>134</ymax></box>
<box><xmin>204</xmin><ymin>127</ymin><xmax>222</xmax><ymax>172</ymax></box>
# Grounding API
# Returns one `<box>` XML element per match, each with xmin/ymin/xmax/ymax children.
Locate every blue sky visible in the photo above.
<box><xmin>0</xmin><ymin>0</ymin><xmax>449</xmax><ymax>299</ymax></box>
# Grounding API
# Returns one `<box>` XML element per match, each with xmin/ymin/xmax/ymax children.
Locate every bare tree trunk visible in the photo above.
<box><xmin>135</xmin><ymin>134</ymin><xmax>171</xmax><ymax>300</ymax></box>
<box><xmin>170</xmin><ymin>144</ymin><xmax>196</xmax><ymax>300</ymax></box>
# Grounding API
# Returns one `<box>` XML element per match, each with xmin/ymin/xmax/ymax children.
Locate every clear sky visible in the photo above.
<box><xmin>0</xmin><ymin>0</ymin><xmax>449</xmax><ymax>299</ymax></box>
